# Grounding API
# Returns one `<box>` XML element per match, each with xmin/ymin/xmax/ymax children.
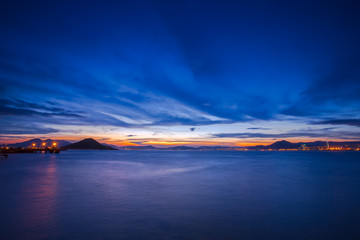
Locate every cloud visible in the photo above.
<box><xmin>0</xmin><ymin>122</ymin><xmax>59</xmax><ymax>135</ymax></box>
<box><xmin>247</xmin><ymin>127</ymin><xmax>270</xmax><ymax>130</ymax></box>
<box><xmin>213</xmin><ymin>132</ymin><xmax>324</xmax><ymax>139</ymax></box>
<box><xmin>1</xmin><ymin>2</ymin><xmax>360</xmax><ymax>138</ymax></box>
<box><xmin>0</xmin><ymin>49</ymin><xmax>241</xmax><ymax>128</ymax></box>
<box><xmin>212</xmin><ymin>130</ymin><xmax>360</xmax><ymax>140</ymax></box>
<box><xmin>282</xmin><ymin>54</ymin><xmax>360</xmax><ymax>118</ymax></box>
<box><xmin>152</xmin><ymin>131</ymin><xmax>174</xmax><ymax>137</ymax></box>
<box><xmin>303</xmin><ymin>54</ymin><xmax>360</xmax><ymax>104</ymax></box>
<box><xmin>312</xmin><ymin>119</ymin><xmax>360</xmax><ymax>127</ymax></box>
<box><xmin>0</xmin><ymin>98</ymin><xmax>83</xmax><ymax>118</ymax></box>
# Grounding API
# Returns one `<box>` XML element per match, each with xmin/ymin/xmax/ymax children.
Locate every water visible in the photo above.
<box><xmin>1</xmin><ymin>150</ymin><xmax>360</xmax><ymax>240</ymax></box>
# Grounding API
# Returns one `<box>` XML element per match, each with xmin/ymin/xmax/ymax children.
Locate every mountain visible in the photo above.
<box><xmin>63</xmin><ymin>138</ymin><xmax>117</xmax><ymax>150</ymax></box>
<box><xmin>198</xmin><ymin>146</ymin><xmax>241</xmax><ymax>150</ymax></box>
<box><xmin>118</xmin><ymin>145</ymin><xmax>158</xmax><ymax>150</ymax></box>
<box><xmin>302</xmin><ymin>141</ymin><xmax>327</xmax><ymax>147</ymax></box>
<box><xmin>117</xmin><ymin>145</ymin><xmax>243</xmax><ymax>151</ymax></box>
<box><xmin>249</xmin><ymin>140</ymin><xmax>360</xmax><ymax>150</ymax></box>
<box><xmin>167</xmin><ymin>146</ymin><xmax>196</xmax><ymax>150</ymax></box>
<box><xmin>1</xmin><ymin>138</ymin><xmax>72</xmax><ymax>148</ymax></box>
<box><xmin>101</xmin><ymin>143</ymin><xmax>119</xmax><ymax>150</ymax></box>
<box><xmin>267</xmin><ymin>140</ymin><xmax>301</xmax><ymax>149</ymax></box>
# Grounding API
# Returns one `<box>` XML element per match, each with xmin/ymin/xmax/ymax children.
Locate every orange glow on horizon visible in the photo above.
<box><xmin>235</xmin><ymin>142</ymin><xmax>268</xmax><ymax>147</ymax></box>
<box><xmin>144</xmin><ymin>141</ymin><xmax>194</xmax><ymax>146</ymax></box>
<box><xmin>110</xmin><ymin>141</ymin><xmax>141</xmax><ymax>146</ymax></box>
<box><xmin>1</xmin><ymin>135</ymin><xmax>358</xmax><ymax>147</ymax></box>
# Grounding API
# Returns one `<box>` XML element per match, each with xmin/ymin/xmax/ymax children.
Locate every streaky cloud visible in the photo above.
<box><xmin>312</xmin><ymin>119</ymin><xmax>360</xmax><ymax>127</ymax></box>
<box><xmin>213</xmin><ymin>130</ymin><xmax>360</xmax><ymax>140</ymax></box>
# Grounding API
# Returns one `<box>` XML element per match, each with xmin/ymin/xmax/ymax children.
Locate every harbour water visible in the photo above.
<box><xmin>1</xmin><ymin>150</ymin><xmax>360</xmax><ymax>239</ymax></box>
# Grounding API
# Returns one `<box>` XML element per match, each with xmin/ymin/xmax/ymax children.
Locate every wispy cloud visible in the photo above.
<box><xmin>282</xmin><ymin>54</ymin><xmax>360</xmax><ymax>118</ymax></box>
<box><xmin>0</xmin><ymin>121</ymin><xmax>59</xmax><ymax>135</ymax></box>
<box><xmin>312</xmin><ymin>119</ymin><xmax>360</xmax><ymax>127</ymax></box>
<box><xmin>1</xmin><ymin>1</ymin><xmax>360</xmax><ymax>142</ymax></box>
<box><xmin>0</xmin><ymin>98</ymin><xmax>83</xmax><ymax>118</ymax></box>
<box><xmin>212</xmin><ymin>130</ymin><xmax>360</xmax><ymax>140</ymax></box>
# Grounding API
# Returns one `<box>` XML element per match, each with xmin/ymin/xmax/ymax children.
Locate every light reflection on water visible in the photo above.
<box><xmin>18</xmin><ymin>155</ymin><xmax>58</xmax><ymax>239</ymax></box>
<box><xmin>1</xmin><ymin>151</ymin><xmax>360</xmax><ymax>240</ymax></box>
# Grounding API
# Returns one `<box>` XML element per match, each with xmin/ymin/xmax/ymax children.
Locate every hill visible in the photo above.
<box><xmin>267</xmin><ymin>140</ymin><xmax>301</xmax><ymax>149</ymax></box>
<box><xmin>63</xmin><ymin>138</ymin><xmax>117</xmax><ymax>150</ymax></box>
<box><xmin>167</xmin><ymin>146</ymin><xmax>196</xmax><ymax>150</ymax></box>
<box><xmin>249</xmin><ymin>140</ymin><xmax>360</xmax><ymax>150</ymax></box>
<box><xmin>118</xmin><ymin>145</ymin><xmax>157</xmax><ymax>150</ymax></box>
<box><xmin>101</xmin><ymin>143</ymin><xmax>119</xmax><ymax>150</ymax></box>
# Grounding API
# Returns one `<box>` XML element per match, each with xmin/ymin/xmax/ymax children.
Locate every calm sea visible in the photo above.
<box><xmin>1</xmin><ymin>150</ymin><xmax>360</xmax><ymax>240</ymax></box>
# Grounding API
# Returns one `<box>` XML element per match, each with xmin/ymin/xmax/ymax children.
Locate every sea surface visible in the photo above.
<box><xmin>1</xmin><ymin>150</ymin><xmax>360</xmax><ymax>240</ymax></box>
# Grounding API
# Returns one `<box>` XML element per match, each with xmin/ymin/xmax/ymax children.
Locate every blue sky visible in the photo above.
<box><xmin>1</xmin><ymin>0</ymin><xmax>360</xmax><ymax>146</ymax></box>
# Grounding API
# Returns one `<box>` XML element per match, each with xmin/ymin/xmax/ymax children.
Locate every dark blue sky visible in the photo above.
<box><xmin>1</xmin><ymin>0</ymin><xmax>360</xmax><ymax>145</ymax></box>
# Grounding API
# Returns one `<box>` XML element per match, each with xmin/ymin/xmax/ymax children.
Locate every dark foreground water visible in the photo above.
<box><xmin>1</xmin><ymin>151</ymin><xmax>360</xmax><ymax>240</ymax></box>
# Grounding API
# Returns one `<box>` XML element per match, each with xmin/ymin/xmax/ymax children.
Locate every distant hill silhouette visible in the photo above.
<box><xmin>2</xmin><ymin>138</ymin><xmax>360</xmax><ymax>151</ymax></box>
<box><xmin>167</xmin><ymin>146</ymin><xmax>196</xmax><ymax>150</ymax></box>
<box><xmin>1</xmin><ymin>138</ymin><xmax>71</xmax><ymax>148</ymax></box>
<box><xmin>250</xmin><ymin>140</ymin><xmax>360</xmax><ymax>149</ymax></box>
<box><xmin>101</xmin><ymin>143</ymin><xmax>119</xmax><ymax>150</ymax></box>
<box><xmin>118</xmin><ymin>145</ymin><xmax>157</xmax><ymax>150</ymax></box>
<box><xmin>267</xmin><ymin>140</ymin><xmax>301</xmax><ymax>149</ymax></box>
<box><xmin>117</xmin><ymin>145</ymin><xmax>240</xmax><ymax>150</ymax></box>
<box><xmin>63</xmin><ymin>138</ymin><xmax>117</xmax><ymax>150</ymax></box>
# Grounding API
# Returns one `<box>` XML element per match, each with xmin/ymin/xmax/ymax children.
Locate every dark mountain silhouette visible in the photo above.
<box><xmin>118</xmin><ymin>145</ymin><xmax>241</xmax><ymax>150</ymax></box>
<box><xmin>118</xmin><ymin>145</ymin><xmax>157</xmax><ymax>150</ymax></box>
<box><xmin>1</xmin><ymin>138</ymin><xmax>71</xmax><ymax>148</ymax></box>
<box><xmin>250</xmin><ymin>140</ymin><xmax>360</xmax><ymax>149</ymax></box>
<box><xmin>101</xmin><ymin>143</ymin><xmax>119</xmax><ymax>149</ymax></box>
<box><xmin>167</xmin><ymin>146</ymin><xmax>196</xmax><ymax>150</ymax></box>
<box><xmin>198</xmin><ymin>146</ymin><xmax>233</xmax><ymax>150</ymax></box>
<box><xmin>63</xmin><ymin>138</ymin><xmax>117</xmax><ymax>150</ymax></box>
<box><xmin>268</xmin><ymin>140</ymin><xmax>301</xmax><ymax>149</ymax></box>
<box><xmin>302</xmin><ymin>141</ymin><xmax>326</xmax><ymax>147</ymax></box>
<box><xmin>2</xmin><ymin>138</ymin><xmax>360</xmax><ymax>151</ymax></box>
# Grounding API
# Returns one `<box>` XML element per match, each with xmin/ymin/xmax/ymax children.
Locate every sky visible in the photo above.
<box><xmin>1</xmin><ymin>0</ymin><xmax>360</xmax><ymax>146</ymax></box>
